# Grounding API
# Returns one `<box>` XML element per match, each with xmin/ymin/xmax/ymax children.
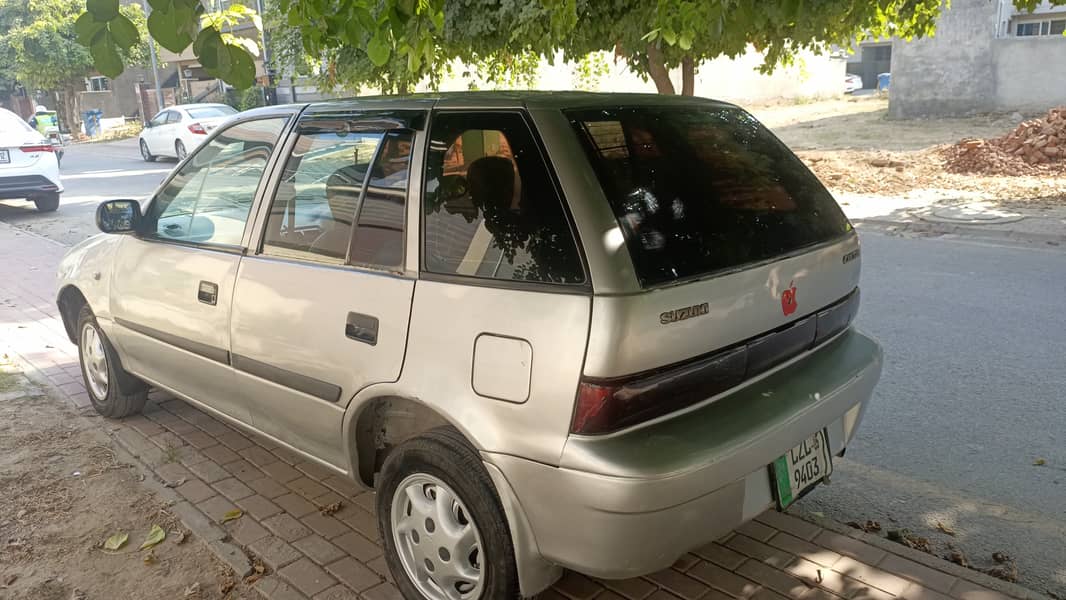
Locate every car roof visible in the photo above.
<box><xmin>290</xmin><ymin>91</ymin><xmax>736</xmax><ymax>114</ymax></box>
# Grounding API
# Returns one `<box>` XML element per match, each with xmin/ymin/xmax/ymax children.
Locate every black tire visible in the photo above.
<box><xmin>76</xmin><ymin>305</ymin><xmax>147</xmax><ymax>418</ymax></box>
<box><xmin>377</xmin><ymin>427</ymin><xmax>520</xmax><ymax>600</ymax></box>
<box><xmin>33</xmin><ymin>193</ymin><xmax>60</xmax><ymax>212</ymax></box>
<box><xmin>175</xmin><ymin>140</ymin><xmax>187</xmax><ymax>160</ymax></box>
<box><xmin>140</xmin><ymin>139</ymin><xmax>157</xmax><ymax>162</ymax></box>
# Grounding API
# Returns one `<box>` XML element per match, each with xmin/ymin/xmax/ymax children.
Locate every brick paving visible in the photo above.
<box><xmin>0</xmin><ymin>222</ymin><xmax>1027</xmax><ymax>600</ymax></box>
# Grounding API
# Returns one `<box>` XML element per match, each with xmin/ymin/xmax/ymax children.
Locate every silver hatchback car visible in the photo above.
<box><xmin>56</xmin><ymin>92</ymin><xmax>882</xmax><ymax>600</ymax></box>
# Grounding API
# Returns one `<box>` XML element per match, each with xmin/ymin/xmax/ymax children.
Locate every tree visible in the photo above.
<box><xmin>83</xmin><ymin>0</ymin><xmax>1066</xmax><ymax>94</ymax></box>
<box><xmin>0</xmin><ymin>0</ymin><xmax>148</xmax><ymax>127</ymax></box>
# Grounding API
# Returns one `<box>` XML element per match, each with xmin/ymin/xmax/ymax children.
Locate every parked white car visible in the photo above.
<box><xmin>138</xmin><ymin>103</ymin><xmax>238</xmax><ymax>162</ymax></box>
<box><xmin>845</xmin><ymin>73</ymin><xmax>864</xmax><ymax>94</ymax></box>
<box><xmin>0</xmin><ymin>107</ymin><xmax>63</xmax><ymax>212</ymax></box>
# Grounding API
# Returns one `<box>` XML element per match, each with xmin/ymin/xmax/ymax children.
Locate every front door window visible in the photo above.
<box><xmin>142</xmin><ymin>118</ymin><xmax>288</xmax><ymax>247</ymax></box>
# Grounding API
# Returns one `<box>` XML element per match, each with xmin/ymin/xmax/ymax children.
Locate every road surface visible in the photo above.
<box><xmin>3</xmin><ymin>140</ymin><xmax>1065</xmax><ymax>595</ymax></box>
<box><xmin>0</xmin><ymin>138</ymin><xmax>173</xmax><ymax>246</ymax></box>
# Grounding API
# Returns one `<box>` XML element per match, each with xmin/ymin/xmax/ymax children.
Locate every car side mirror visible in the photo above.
<box><xmin>144</xmin><ymin>121</ymin><xmax>153</xmax><ymax>128</ymax></box>
<box><xmin>96</xmin><ymin>200</ymin><xmax>142</xmax><ymax>234</ymax></box>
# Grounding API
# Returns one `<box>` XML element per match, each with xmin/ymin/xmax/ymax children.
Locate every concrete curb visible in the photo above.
<box><xmin>790</xmin><ymin>508</ymin><xmax>1053</xmax><ymax>600</ymax></box>
<box><xmin>4</xmin><ymin>348</ymin><xmax>256</xmax><ymax>581</ymax></box>
<box><xmin>852</xmin><ymin>218</ymin><xmax>1066</xmax><ymax>246</ymax></box>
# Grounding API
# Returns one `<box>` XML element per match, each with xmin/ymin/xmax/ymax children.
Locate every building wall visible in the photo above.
<box><xmin>891</xmin><ymin>0</ymin><xmax>1066</xmax><ymax>118</ymax></box>
<box><xmin>889</xmin><ymin>0</ymin><xmax>999</xmax><ymax>118</ymax></box>
<box><xmin>410</xmin><ymin>48</ymin><xmax>846</xmax><ymax>103</ymax></box>
<box><xmin>992</xmin><ymin>36</ymin><xmax>1066</xmax><ymax>111</ymax></box>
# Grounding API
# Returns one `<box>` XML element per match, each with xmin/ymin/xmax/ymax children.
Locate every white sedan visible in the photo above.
<box><xmin>0</xmin><ymin>107</ymin><xmax>63</xmax><ymax>212</ymax></box>
<box><xmin>138</xmin><ymin>103</ymin><xmax>238</xmax><ymax>162</ymax></box>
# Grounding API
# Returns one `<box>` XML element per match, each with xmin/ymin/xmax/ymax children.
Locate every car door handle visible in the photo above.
<box><xmin>345</xmin><ymin>312</ymin><xmax>378</xmax><ymax>346</ymax></box>
<box><xmin>198</xmin><ymin>281</ymin><xmax>218</xmax><ymax>306</ymax></box>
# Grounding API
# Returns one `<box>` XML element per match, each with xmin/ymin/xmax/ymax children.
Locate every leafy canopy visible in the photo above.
<box><xmin>81</xmin><ymin>0</ymin><xmax>1066</xmax><ymax>91</ymax></box>
<box><xmin>1</xmin><ymin>0</ymin><xmax>147</xmax><ymax>92</ymax></box>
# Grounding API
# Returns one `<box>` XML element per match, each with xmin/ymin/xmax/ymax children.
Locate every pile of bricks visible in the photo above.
<box><xmin>945</xmin><ymin>107</ymin><xmax>1066</xmax><ymax>175</ymax></box>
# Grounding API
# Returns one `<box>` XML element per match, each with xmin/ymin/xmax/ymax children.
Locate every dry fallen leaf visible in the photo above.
<box><xmin>220</xmin><ymin>509</ymin><xmax>243</xmax><ymax>524</ymax></box>
<box><xmin>183</xmin><ymin>582</ymin><xmax>202</xmax><ymax>598</ymax></box>
<box><xmin>143</xmin><ymin>550</ymin><xmax>158</xmax><ymax>565</ymax></box>
<box><xmin>164</xmin><ymin>478</ymin><xmax>187</xmax><ymax>488</ymax></box>
<box><xmin>3</xmin><ymin>573</ymin><xmax>17</xmax><ymax>586</ymax></box>
<box><xmin>103</xmin><ymin>532</ymin><xmax>129</xmax><ymax>551</ymax></box>
<box><xmin>1033</xmin><ymin>458</ymin><xmax>1047</xmax><ymax>466</ymax></box>
<box><xmin>319</xmin><ymin>501</ymin><xmax>343</xmax><ymax>516</ymax></box>
<box><xmin>935</xmin><ymin>521</ymin><xmax>956</xmax><ymax>536</ymax></box>
<box><xmin>992</xmin><ymin>551</ymin><xmax>1013</xmax><ymax>563</ymax></box>
<box><xmin>173</xmin><ymin>530</ymin><xmax>188</xmax><ymax>545</ymax></box>
<box><xmin>139</xmin><ymin>524</ymin><xmax>166</xmax><ymax>551</ymax></box>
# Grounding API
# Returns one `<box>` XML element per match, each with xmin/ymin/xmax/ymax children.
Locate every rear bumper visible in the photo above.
<box><xmin>485</xmin><ymin>328</ymin><xmax>882</xmax><ymax>581</ymax></box>
<box><xmin>0</xmin><ymin>173</ymin><xmax>63</xmax><ymax>199</ymax></box>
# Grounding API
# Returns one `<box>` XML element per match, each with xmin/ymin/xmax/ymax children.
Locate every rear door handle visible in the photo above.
<box><xmin>198</xmin><ymin>281</ymin><xmax>218</xmax><ymax>305</ymax></box>
<box><xmin>345</xmin><ymin>312</ymin><xmax>378</xmax><ymax>346</ymax></box>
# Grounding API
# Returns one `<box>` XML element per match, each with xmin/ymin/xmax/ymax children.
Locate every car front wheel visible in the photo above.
<box><xmin>377</xmin><ymin>427</ymin><xmax>520</xmax><ymax>600</ymax></box>
<box><xmin>140</xmin><ymin>139</ymin><xmax>156</xmax><ymax>162</ymax></box>
<box><xmin>77</xmin><ymin>305</ymin><xmax>147</xmax><ymax>418</ymax></box>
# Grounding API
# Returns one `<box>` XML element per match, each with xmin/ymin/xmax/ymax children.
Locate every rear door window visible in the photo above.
<box><xmin>423</xmin><ymin>111</ymin><xmax>584</xmax><ymax>285</ymax></box>
<box><xmin>568</xmin><ymin>106</ymin><xmax>851</xmax><ymax>287</ymax></box>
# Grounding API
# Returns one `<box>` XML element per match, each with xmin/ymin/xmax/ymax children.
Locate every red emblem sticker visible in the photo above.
<box><xmin>781</xmin><ymin>281</ymin><xmax>798</xmax><ymax>316</ymax></box>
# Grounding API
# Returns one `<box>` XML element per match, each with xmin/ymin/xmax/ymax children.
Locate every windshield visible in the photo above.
<box><xmin>568</xmin><ymin>105</ymin><xmax>851</xmax><ymax>287</ymax></box>
<box><xmin>186</xmin><ymin>106</ymin><xmax>238</xmax><ymax>119</ymax></box>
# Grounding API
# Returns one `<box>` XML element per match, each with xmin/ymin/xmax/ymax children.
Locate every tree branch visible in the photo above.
<box><xmin>645</xmin><ymin>43</ymin><xmax>675</xmax><ymax>95</ymax></box>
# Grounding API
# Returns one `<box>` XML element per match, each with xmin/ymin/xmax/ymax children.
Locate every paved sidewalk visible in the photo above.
<box><xmin>0</xmin><ymin>221</ymin><xmax>1041</xmax><ymax>600</ymax></box>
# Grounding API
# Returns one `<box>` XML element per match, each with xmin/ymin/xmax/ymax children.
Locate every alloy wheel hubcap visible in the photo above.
<box><xmin>80</xmin><ymin>323</ymin><xmax>109</xmax><ymax>399</ymax></box>
<box><xmin>391</xmin><ymin>474</ymin><xmax>484</xmax><ymax>600</ymax></box>
<box><xmin>176</xmin><ymin>142</ymin><xmax>186</xmax><ymax>159</ymax></box>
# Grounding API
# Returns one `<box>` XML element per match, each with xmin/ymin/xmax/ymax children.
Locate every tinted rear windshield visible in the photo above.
<box><xmin>567</xmin><ymin>106</ymin><xmax>851</xmax><ymax>287</ymax></box>
<box><xmin>187</xmin><ymin>106</ymin><xmax>238</xmax><ymax>119</ymax></box>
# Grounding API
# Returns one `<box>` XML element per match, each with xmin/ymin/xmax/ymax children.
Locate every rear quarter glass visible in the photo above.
<box><xmin>566</xmin><ymin>106</ymin><xmax>851</xmax><ymax>287</ymax></box>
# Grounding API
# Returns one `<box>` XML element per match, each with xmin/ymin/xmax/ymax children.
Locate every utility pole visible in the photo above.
<box><xmin>254</xmin><ymin>0</ymin><xmax>275</xmax><ymax>104</ymax></box>
<box><xmin>141</xmin><ymin>0</ymin><xmax>165</xmax><ymax>113</ymax></box>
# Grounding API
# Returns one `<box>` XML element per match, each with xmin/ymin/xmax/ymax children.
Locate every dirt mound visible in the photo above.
<box><xmin>945</xmin><ymin>107</ymin><xmax>1066</xmax><ymax>175</ymax></box>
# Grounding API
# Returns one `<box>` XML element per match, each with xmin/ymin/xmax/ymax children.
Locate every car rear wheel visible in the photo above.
<box><xmin>377</xmin><ymin>427</ymin><xmax>519</xmax><ymax>600</ymax></box>
<box><xmin>140</xmin><ymin>139</ymin><xmax>157</xmax><ymax>162</ymax></box>
<box><xmin>76</xmin><ymin>305</ymin><xmax>147</xmax><ymax>418</ymax></box>
<box><xmin>175</xmin><ymin>140</ymin><xmax>187</xmax><ymax>160</ymax></box>
<box><xmin>33</xmin><ymin>193</ymin><xmax>60</xmax><ymax>212</ymax></box>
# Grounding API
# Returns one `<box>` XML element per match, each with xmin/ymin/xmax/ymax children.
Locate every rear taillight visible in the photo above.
<box><xmin>20</xmin><ymin>144</ymin><xmax>55</xmax><ymax>153</ymax></box>
<box><xmin>188</xmin><ymin>123</ymin><xmax>207</xmax><ymax>134</ymax></box>
<box><xmin>571</xmin><ymin>288</ymin><xmax>861</xmax><ymax>436</ymax></box>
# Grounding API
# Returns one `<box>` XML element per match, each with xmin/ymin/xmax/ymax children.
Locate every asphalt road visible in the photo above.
<box><xmin>4</xmin><ymin>140</ymin><xmax>1065</xmax><ymax>595</ymax></box>
<box><xmin>805</xmin><ymin>233</ymin><xmax>1066</xmax><ymax>596</ymax></box>
<box><xmin>0</xmin><ymin>138</ymin><xmax>174</xmax><ymax>246</ymax></box>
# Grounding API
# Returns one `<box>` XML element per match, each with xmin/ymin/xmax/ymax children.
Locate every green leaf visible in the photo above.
<box><xmin>678</xmin><ymin>33</ymin><xmax>692</xmax><ymax>51</ymax></box>
<box><xmin>225</xmin><ymin>45</ymin><xmax>257</xmax><ymax>88</ymax></box>
<box><xmin>219</xmin><ymin>509</ymin><xmax>243</xmax><ymax>524</ymax></box>
<box><xmin>138</xmin><ymin>524</ymin><xmax>166</xmax><ymax>551</ymax></box>
<box><xmin>86</xmin><ymin>0</ymin><xmax>120</xmax><ymax>21</ymax></box>
<box><xmin>366</xmin><ymin>30</ymin><xmax>390</xmax><ymax>66</ymax></box>
<box><xmin>661</xmin><ymin>28</ymin><xmax>677</xmax><ymax>45</ymax></box>
<box><xmin>90</xmin><ymin>33</ymin><xmax>124</xmax><ymax>78</ymax></box>
<box><xmin>109</xmin><ymin>14</ymin><xmax>140</xmax><ymax>50</ymax></box>
<box><xmin>354</xmin><ymin>7</ymin><xmax>375</xmax><ymax>31</ymax></box>
<box><xmin>75</xmin><ymin>12</ymin><xmax>107</xmax><ymax>46</ymax></box>
<box><xmin>103</xmin><ymin>532</ymin><xmax>128</xmax><ymax>551</ymax></box>
<box><xmin>146</xmin><ymin>0</ymin><xmax>173</xmax><ymax>12</ymax></box>
<box><xmin>148</xmin><ymin>8</ymin><xmax>194</xmax><ymax>53</ymax></box>
<box><xmin>230</xmin><ymin>36</ymin><xmax>260</xmax><ymax>58</ymax></box>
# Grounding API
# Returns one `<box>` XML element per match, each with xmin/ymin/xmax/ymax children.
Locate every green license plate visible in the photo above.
<box><xmin>772</xmin><ymin>429</ymin><xmax>832</xmax><ymax>509</ymax></box>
